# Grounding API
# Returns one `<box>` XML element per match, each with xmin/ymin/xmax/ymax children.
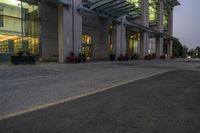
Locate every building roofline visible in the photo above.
<box><xmin>167</xmin><ymin>0</ymin><xmax>180</xmax><ymax>7</ymax></box>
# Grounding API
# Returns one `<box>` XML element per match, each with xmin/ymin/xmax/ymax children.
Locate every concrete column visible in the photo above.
<box><xmin>167</xmin><ymin>40</ymin><xmax>173</xmax><ymax>57</ymax></box>
<box><xmin>156</xmin><ymin>37</ymin><xmax>163</xmax><ymax>57</ymax></box>
<box><xmin>111</xmin><ymin>24</ymin><xmax>117</xmax><ymax>55</ymax></box>
<box><xmin>38</xmin><ymin>0</ymin><xmax>42</xmax><ymax>60</ymax></box>
<box><xmin>140</xmin><ymin>32</ymin><xmax>149</xmax><ymax>58</ymax></box>
<box><xmin>39</xmin><ymin>0</ymin><xmax>58</xmax><ymax>61</ymax></box>
<box><xmin>116</xmin><ymin>22</ymin><xmax>127</xmax><ymax>57</ymax></box>
<box><xmin>58</xmin><ymin>6</ymin><xmax>72</xmax><ymax>62</ymax></box>
<box><xmin>58</xmin><ymin>0</ymin><xmax>82</xmax><ymax>62</ymax></box>
<box><xmin>167</xmin><ymin>9</ymin><xmax>173</xmax><ymax>58</ymax></box>
<box><xmin>156</xmin><ymin>0</ymin><xmax>164</xmax><ymax>58</ymax></box>
<box><xmin>73</xmin><ymin>0</ymin><xmax>82</xmax><ymax>54</ymax></box>
<box><xmin>140</xmin><ymin>0</ymin><xmax>149</xmax><ymax>59</ymax></box>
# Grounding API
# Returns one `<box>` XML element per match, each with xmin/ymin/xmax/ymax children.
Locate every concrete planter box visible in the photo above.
<box><xmin>11</xmin><ymin>56</ymin><xmax>36</xmax><ymax>65</ymax></box>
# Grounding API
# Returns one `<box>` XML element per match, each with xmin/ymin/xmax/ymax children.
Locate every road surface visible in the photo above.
<box><xmin>0</xmin><ymin>70</ymin><xmax>200</xmax><ymax>133</ymax></box>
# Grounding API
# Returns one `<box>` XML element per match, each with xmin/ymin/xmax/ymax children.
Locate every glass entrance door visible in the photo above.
<box><xmin>22</xmin><ymin>2</ymin><xmax>39</xmax><ymax>54</ymax></box>
<box><xmin>127</xmin><ymin>33</ymin><xmax>140</xmax><ymax>56</ymax></box>
<box><xmin>82</xmin><ymin>35</ymin><xmax>92</xmax><ymax>59</ymax></box>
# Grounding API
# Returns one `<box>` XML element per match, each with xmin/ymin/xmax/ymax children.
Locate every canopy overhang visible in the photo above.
<box><xmin>78</xmin><ymin>0</ymin><xmax>178</xmax><ymax>41</ymax></box>
<box><xmin>126</xmin><ymin>21</ymin><xmax>178</xmax><ymax>41</ymax></box>
<box><xmin>46</xmin><ymin>0</ymin><xmax>71</xmax><ymax>6</ymax></box>
<box><xmin>78</xmin><ymin>0</ymin><xmax>138</xmax><ymax>19</ymax></box>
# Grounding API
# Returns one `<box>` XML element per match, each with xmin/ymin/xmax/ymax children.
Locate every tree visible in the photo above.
<box><xmin>172</xmin><ymin>40</ymin><xmax>183</xmax><ymax>57</ymax></box>
<box><xmin>182</xmin><ymin>45</ymin><xmax>188</xmax><ymax>58</ymax></box>
<box><xmin>188</xmin><ymin>49</ymin><xmax>195</xmax><ymax>58</ymax></box>
<box><xmin>195</xmin><ymin>46</ymin><xmax>200</xmax><ymax>58</ymax></box>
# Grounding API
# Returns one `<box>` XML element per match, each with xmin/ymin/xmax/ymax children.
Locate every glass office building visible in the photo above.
<box><xmin>0</xmin><ymin>0</ymin><xmax>180</xmax><ymax>62</ymax></box>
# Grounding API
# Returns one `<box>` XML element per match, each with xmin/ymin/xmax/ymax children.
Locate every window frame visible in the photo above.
<box><xmin>0</xmin><ymin>8</ymin><xmax>3</xmax><ymax>27</ymax></box>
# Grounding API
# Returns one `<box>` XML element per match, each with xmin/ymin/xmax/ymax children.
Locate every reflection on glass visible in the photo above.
<box><xmin>0</xmin><ymin>0</ymin><xmax>38</xmax><ymax>55</ymax></box>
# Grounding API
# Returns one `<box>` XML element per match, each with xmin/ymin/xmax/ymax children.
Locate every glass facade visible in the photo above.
<box><xmin>0</xmin><ymin>8</ymin><xmax>3</xmax><ymax>27</ymax></box>
<box><xmin>163</xmin><ymin>9</ymin><xmax>169</xmax><ymax>30</ymax></box>
<box><xmin>127</xmin><ymin>0</ymin><xmax>141</xmax><ymax>16</ymax></box>
<box><xmin>127</xmin><ymin>33</ymin><xmax>140</xmax><ymax>56</ymax></box>
<box><xmin>0</xmin><ymin>0</ymin><xmax>38</xmax><ymax>55</ymax></box>
<box><xmin>82</xmin><ymin>35</ymin><xmax>92</xmax><ymax>59</ymax></box>
<box><xmin>149</xmin><ymin>0</ymin><xmax>158</xmax><ymax>23</ymax></box>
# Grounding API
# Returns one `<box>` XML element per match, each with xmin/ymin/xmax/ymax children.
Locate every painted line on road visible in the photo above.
<box><xmin>0</xmin><ymin>70</ymin><xmax>173</xmax><ymax>121</ymax></box>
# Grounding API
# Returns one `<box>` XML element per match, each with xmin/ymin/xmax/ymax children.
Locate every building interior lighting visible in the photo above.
<box><xmin>0</xmin><ymin>34</ymin><xmax>18</xmax><ymax>42</ymax></box>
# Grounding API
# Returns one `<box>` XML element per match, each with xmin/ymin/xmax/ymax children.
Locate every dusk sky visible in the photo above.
<box><xmin>173</xmin><ymin>0</ymin><xmax>200</xmax><ymax>49</ymax></box>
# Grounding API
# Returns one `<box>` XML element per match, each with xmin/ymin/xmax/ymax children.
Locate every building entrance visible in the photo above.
<box><xmin>127</xmin><ymin>33</ymin><xmax>140</xmax><ymax>56</ymax></box>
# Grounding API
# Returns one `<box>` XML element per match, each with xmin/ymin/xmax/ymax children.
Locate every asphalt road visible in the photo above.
<box><xmin>0</xmin><ymin>70</ymin><xmax>200</xmax><ymax>133</ymax></box>
<box><xmin>0</xmin><ymin>61</ymin><xmax>171</xmax><ymax>118</ymax></box>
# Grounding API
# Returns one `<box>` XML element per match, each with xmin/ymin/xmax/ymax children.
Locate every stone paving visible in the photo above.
<box><xmin>0</xmin><ymin>59</ymin><xmax>200</xmax><ymax>119</ymax></box>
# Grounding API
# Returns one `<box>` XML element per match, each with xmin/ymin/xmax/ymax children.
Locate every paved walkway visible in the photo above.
<box><xmin>0</xmin><ymin>59</ymin><xmax>200</xmax><ymax>120</ymax></box>
<box><xmin>0</xmin><ymin>70</ymin><xmax>200</xmax><ymax>133</ymax></box>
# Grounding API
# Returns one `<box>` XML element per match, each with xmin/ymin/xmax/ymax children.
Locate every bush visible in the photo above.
<box><xmin>78</xmin><ymin>53</ymin><xmax>86</xmax><ymax>62</ymax></box>
<box><xmin>18</xmin><ymin>50</ymin><xmax>24</xmax><ymax>56</ymax></box>
<box><xmin>144</xmin><ymin>54</ymin><xmax>153</xmax><ymax>60</ymax></box>
<box><xmin>118</xmin><ymin>54</ymin><xmax>124</xmax><ymax>61</ymax></box>
<box><xmin>118</xmin><ymin>54</ymin><xmax>130</xmax><ymax>61</ymax></box>
<box><xmin>151</xmin><ymin>53</ymin><xmax>156</xmax><ymax>59</ymax></box>
<box><xmin>69</xmin><ymin>51</ymin><xmax>75</xmax><ymax>56</ymax></box>
<box><xmin>66</xmin><ymin>51</ymin><xmax>86</xmax><ymax>63</ymax></box>
<box><xmin>160</xmin><ymin>54</ymin><xmax>166</xmax><ymax>59</ymax></box>
<box><xmin>66</xmin><ymin>56</ymin><xmax>75</xmax><ymax>63</ymax></box>
<box><xmin>109</xmin><ymin>54</ymin><xmax>116</xmax><ymax>61</ymax></box>
<box><xmin>124</xmin><ymin>54</ymin><xmax>129</xmax><ymax>61</ymax></box>
<box><xmin>170</xmin><ymin>56</ymin><xmax>175</xmax><ymax>59</ymax></box>
<box><xmin>130</xmin><ymin>54</ymin><xmax>139</xmax><ymax>60</ymax></box>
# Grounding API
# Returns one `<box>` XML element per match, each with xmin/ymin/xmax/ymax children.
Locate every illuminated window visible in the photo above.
<box><xmin>128</xmin><ymin>33</ymin><xmax>140</xmax><ymax>55</ymax></box>
<box><xmin>163</xmin><ymin>9</ymin><xmax>169</xmax><ymax>29</ymax></box>
<box><xmin>0</xmin><ymin>8</ymin><xmax>3</xmax><ymax>27</ymax></box>
<box><xmin>0</xmin><ymin>0</ymin><xmax>39</xmax><ymax>54</ymax></box>
<box><xmin>82</xmin><ymin>35</ymin><xmax>92</xmax><ymax>58</ymax></box>
<box><xmin>127</xmin><ymin>0</ymin><xmax>140</xmax><ymax>8</ymax></box>
<box><xmin>127</xmin><ymin>0</ymin><xmax>140</xmax><ymax>16</ymax></box>
<box><xmin>149</xmin><ymin>0</ymin><xmax>158</xmax><ymax>23</ymax></box>
<box><xmin>82</xmin><ymin>35</ymin><xmax>91</xmax><ymax>45</ymax></box>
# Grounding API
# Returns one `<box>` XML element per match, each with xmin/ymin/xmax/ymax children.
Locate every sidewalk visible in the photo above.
<box><xmin>0</xmin><ymin>59</ymin><xmax>200</xmax><ymax>119</ymax></box>
<box><xmin>1</xmin><ymin>70</ymin><xmax>200</xmax><ymax>133</ymax></box>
